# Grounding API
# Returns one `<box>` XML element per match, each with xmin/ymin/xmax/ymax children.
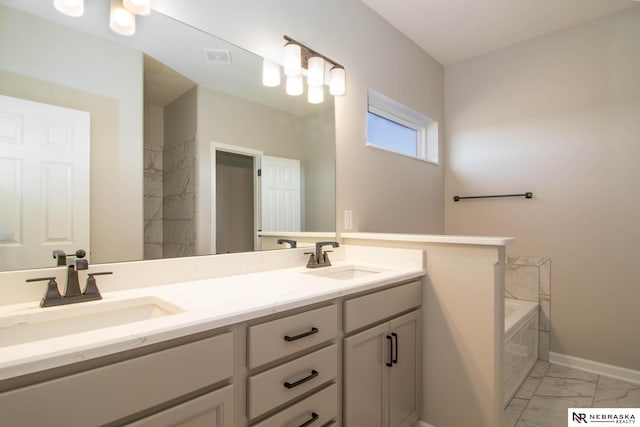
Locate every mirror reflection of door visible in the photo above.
<box><xmin>0</xmin><ymin>95</ymin><xmax>90</xmax><ymax>271</ymax></box>
<box><xmin>261</xmin><ymin>155</ymin><xmax>301</xmax><ymax>232</ymax></box>
<box><xmin>215</xmin><ymin>150</ymin><xmax>257</xmax><ymax>254</ymax></box>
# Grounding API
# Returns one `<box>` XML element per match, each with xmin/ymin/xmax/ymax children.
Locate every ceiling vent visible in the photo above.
<box><xmin>203</xmin><ymin>48</ymin><xmax>232</xmax><ymax>64</ymax></box>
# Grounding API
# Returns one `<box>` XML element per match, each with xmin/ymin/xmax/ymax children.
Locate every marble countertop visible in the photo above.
<box><xmin>0</xmin><ymin>260</ymin><xmax>424</xmax><ymax>381</ymax></box>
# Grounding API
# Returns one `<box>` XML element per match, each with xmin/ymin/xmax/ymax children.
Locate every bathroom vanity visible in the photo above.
<box><xmin>0</xmin><ymin>246</ymin><xmax>424</xmax><ymax>426</ymax></box>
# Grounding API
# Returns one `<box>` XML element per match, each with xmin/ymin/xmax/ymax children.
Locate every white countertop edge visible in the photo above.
<box><xmin>340</xmin><ymin>232</ymin><xmax>514</xmax><ymax>246</ymax></box>
<box><xmin>0</xmin><ymin>268</ymin><xmax>425</xmax><ymax>380</ymax></box>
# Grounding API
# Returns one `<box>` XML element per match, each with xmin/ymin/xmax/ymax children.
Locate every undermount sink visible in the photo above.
<box><xmin>0</xmin><ymin>296</ymin><xmax>183</xmax><ymax>347</ymax></box>
<box><xmin>305</xmin><ymin>265</ymin><xmax>383</xmax><ymax>280</ymax></box>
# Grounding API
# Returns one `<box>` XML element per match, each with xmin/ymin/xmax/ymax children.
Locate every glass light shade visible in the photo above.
<box><xmin>308</xmin><ymin>84</ymin><xmax>324</xmax><ymax>104</ymax></box>
<box><xmin>110</xmin><ymin>0</ymin><xmax>136</xmax><ymax>36</ymax></box>
<box><xmin>54</xmin><ymin>0</ymin><xmax>84</xmax><ymax>17</ymax></box>
<box><xmin>123</xmin><ymin>0</ymin><xmax>151</xmax><ymax>15</ymax></box>
<box><xmin>329</xmin><ymin>66</ymin><xmax>346</xmax><ymax>96</ymax></box>
<box><xmin>283</xmin><ymin>43</ymin><xmax>302</xmax><ymax>77</ymax></box>
<box><xmin>286</xmin><ymin>75</ymin><xmax>303</xmax><ymax>96</ymax></box>
<box><xmin>262</xmin><ymin>59</ymin><xmax>281</xmax><ymax>87</ymax></box>
<box><xmin>307</xmin><ymin>56</ymin><xmax>325</xmax><ymax>86</ymax></box>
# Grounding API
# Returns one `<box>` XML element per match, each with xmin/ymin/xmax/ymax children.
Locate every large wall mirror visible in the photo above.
<box><xmin>0</xmin><ymin>0</ymin><xmax>336</xmax><ymax>272</ymax></box>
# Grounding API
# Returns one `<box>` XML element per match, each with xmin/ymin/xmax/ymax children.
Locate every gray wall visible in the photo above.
<box><xmin>195</xmin><ymin>86</ymin><xmax>335</xmax><ymax>254</ymax></box>
<box><xmin>301</xmin><ymin>107</ymin><xmax>336</xmax><ymax>232</ymax></box>
<box><xmin>154</xmin><ymin>0</ymin><xmax>446</xmax><ymax>236</ymax></box>
<box><xmin>164</xmin><ymin>88</ymin><xmax>197</xmax><ymax>258</ymax></box>
<box><xmin>445</xmin><ymin>8</ymin><xmax>640</xmax><ymax>370</ymax></box>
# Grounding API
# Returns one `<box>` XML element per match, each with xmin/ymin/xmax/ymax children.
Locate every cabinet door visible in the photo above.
<box><xmin>126</xmin><ymin>385</ymin><xmax>234</xmax><ymax>427</ymax></box>
<box><xmin>343</xmin><ymin>322</ymin><xmax>389</xmax><ymax>427</ymax></box>
<box><xmin>388</xmin><ymin>310</ymin><xmax>420</xmax><ymax>427</ymax></box>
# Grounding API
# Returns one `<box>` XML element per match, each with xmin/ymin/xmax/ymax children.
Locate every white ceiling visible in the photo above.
<box><xmin>0</xmin><ymin>0</ymin><xmax>330</xmax><ymax>115</ymax></box>
<box><xmin>360</xmin><ymin>0</ymin><xmax>638</xmax><ymax>65</ymax></box>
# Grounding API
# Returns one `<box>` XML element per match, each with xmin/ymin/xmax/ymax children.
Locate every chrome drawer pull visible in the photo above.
<box><xmin>299</xmin><ymin>412</ymin><xmax>319</xmax><ymax>427</ymax></box>
<box><xmin>284</xmin><ymin>369</ymin><xmax>319</xmax><ymax>389</ymax></box>
<box><xmin>284</xmin><ymin>327</ymin><xmax>319</xmax><ymax>342</ymax></box>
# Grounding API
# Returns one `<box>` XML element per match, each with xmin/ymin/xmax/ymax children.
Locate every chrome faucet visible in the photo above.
<box><xmin>306</xmin><ymin>241</ymin><xmax>340</xmax><ymax>268</ymax></box>
<box><xmin>26</xmin><ymin>249</ymin><xmax>111</xmax><ymax>307</ymax></box>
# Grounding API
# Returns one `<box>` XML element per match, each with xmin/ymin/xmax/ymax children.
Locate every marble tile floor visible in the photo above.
<box><xmin>505</xmin><ymin>361</ymin><xmax>640</xmax><ymax>427</ymax></box>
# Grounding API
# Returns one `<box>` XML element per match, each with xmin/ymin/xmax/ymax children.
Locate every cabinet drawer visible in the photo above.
<box><xmin>0</xmin><ymin>332</ymin><xmax>234</xmax><ymax>427</ymax></box>
<box><xmin>344</xmin><ymin>281</ymin><xmax>421</xmax><ymax>333</ymax></box>
<box><xmin>248</xmin><ymin>304</ymin><xmax>337</xmax><ymax>369</ymax></box>
<box><xmin>252</xmin><ymin>384</ymin><xmax>337</xmax><ymax>427</ymax></box>
<box><xmin>248</xmin><ymin>344</ymin><xmax>337</xmax><ymax>419</ymax></box>
<box><xmin>126</xmin><ymin>384</ymin><xmax>234</xmax><ymax>427</ymax></box>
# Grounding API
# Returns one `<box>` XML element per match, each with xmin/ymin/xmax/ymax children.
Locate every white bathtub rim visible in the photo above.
<box><xmin>505</xmin><ymin>297</ymin><xmax>538</xmax><ymax>338</ymax></box>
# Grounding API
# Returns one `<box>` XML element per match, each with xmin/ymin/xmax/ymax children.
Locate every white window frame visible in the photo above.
<box><xmin>366</xmin><ymin>89</ymin><xmax>439</xmax><ymax>164</ymax></box>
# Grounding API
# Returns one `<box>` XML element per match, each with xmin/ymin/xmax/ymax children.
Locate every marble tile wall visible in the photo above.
<box><xmin>144</xmin><ymin>144</ymin><xmax>163</xmax><ymax>260</ymax></box>
<box><xmin>163</xmin><ymin>136</ymin><xmax>196</xmax><ymax>258</ymax></box>
<box><xmin>506</xmin><ymin>256</ymin><xmax>551</xmax><ymax>361</ymax></box>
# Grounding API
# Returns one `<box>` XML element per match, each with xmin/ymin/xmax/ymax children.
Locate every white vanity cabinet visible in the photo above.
<box><xmin>343</xmin><ymin>281</ymin><xmax>421</xmax><ymax>427</ymax></box>
<box><xmin>0</xmin><ymin>332</ymin><xmax>235</xmax><ymax>427</ymax></box>
<box><xmin>247</xmin><ymin>304</ymin><xmax>339</xmax><ymax>425</ymax></box>
<box><xmin>0</xmin><ymin>271</ymin><xmax>426</xmax><ymax>427</ymax></box>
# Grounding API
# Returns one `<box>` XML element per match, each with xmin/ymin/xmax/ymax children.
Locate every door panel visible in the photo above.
<box><xmin>261</xmin><ymin>155</ymin><xmax>300</xmax><ymax>232</ymax></box>
<box><xmin>0</xmin><ymin>95</ymin><xmax>90</xmax><ymax>270</ymax></box>
<box><xmin>126</xmin><ymin>385</ymin><xmax>234</xmax><ymax>427</ymax></box>
<box><xmin>389</xmin><ymin>310</ymin><xmax>420</xmax><ymax>427</ymax></box>
<box><xmin>344</xmin><ymin>322</ymin><xmax>389</xmax><ymax>427</ymax></box>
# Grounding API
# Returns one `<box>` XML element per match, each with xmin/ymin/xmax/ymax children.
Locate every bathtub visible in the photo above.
<box><xmin>504</xmin><ymin>298</ymin><xmax>539</xmax><ymax>407</ymax></box>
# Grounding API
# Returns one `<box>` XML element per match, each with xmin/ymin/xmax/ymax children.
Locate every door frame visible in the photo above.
<box><xmin>210</xmin><ymin>142</ymin><xmax>262</xmax><ymax>254</ymax></box>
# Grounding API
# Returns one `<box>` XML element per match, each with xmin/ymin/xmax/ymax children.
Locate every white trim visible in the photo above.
<box><xmin>257</xmin><ymin>231</ymin><xmax>336</xmax><ymax>238</ymax></box>
<box><xmin>415</xmin><ymin>421</ymin><xmax>436</xmax><ymax>427</ymax></box>
<box><xmin>549</xmin><ymin>352</ymin><xmax>640</xmax><ymax>385</ymax></box>
<box><xmin>210</xmin><ymin>142</ymin><xmax>263</xmax><ymax>253</ymax></box>
<box><xmin>339</xmin><ymin>232</ymin><xmax>514</xmax><ymax>246</ymax></box>
<box><xmin>365</xmin><ymin>142</ymin><xmax>440</xmax><ymax>165</ymax></box>
<box><xmin>367</xmin><ymin>88</ymin><xmax>439</xmax><ymax>164</ymax></box>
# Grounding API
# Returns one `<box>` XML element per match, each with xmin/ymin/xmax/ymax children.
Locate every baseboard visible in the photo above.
<box><xmin>549</xmin><ymin>352</ymin><xmax>640</xmax><ymax>385</ymax></box>
<box><xmin>415</xmin><ymin>421</ymin><xmax>436</xmax><ymax>427</ymax></box>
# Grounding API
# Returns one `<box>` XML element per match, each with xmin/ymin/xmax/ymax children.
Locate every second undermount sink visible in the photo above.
<box><xmin>0</xmin><ymin>296</ymin><xmax>184</xmax><ymax>347</ymax></box>
<box><xmin>305</xmin><ymin>265</ymin><xmax>383</xmax><ymax>280</ymax></box>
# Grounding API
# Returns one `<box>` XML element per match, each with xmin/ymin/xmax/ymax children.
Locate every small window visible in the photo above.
<box><xmin>366</xmin><ymin>89</ymin><xmax>438</xmax><ymax>164</ymax></box>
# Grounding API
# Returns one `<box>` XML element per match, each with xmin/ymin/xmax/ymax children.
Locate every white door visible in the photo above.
<box><xmin>0</xmin><ymin>95</ymin><xmax>90</xmax><ymax>271</ymax></box>
<box><xmin>261</xmin><ymin>155</ymin><xmax>300</xmax><ymax>232</ymax></box>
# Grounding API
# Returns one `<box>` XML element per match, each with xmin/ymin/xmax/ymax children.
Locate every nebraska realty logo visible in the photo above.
<box><xmin>569</xmin><ymin>408</ymin><xmax>639</xmax><ymax>425</ymax></box>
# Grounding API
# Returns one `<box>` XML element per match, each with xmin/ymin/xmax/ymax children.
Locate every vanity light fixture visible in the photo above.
<box><xmin>54</xmin><ymin>0</ymin><xmax>152</xmax><ymax>36</ymax></box>
<box><xmin>262</xmin><ymin>59</ymin><xmax>281</xmax><ymax>87</ymax></box>
<box><xmin>261</xmin><ymin>35</ymin><xmax>346</xmax><ymax>103</ymax></box>
<box><xmin>286</xmin><ymin>74</ymin><xmax>304</xmax><ymax>96</ymax></box>
<box><xmin>329</xmin><ymin>66</ymin><xmax>346</xmax><ymax>96</ymax></box>
<box><xmin>123</xmin><ymin>0</ymin><xmax>151</xmax><ymax>15</ymax></box>
<box><xmin>283</xmin><ymin>42</ymin><xmax>302</xmax><ymax>77</ymax></box>
<box><xmin>110</xmin><ymin>0</ymin><xmax>136</xmax><ymax>36</ymax></box>
<box><xmin>308</xmin><ymin>84</ymin><xmax>324</xmax><ymax>104</ymax></box>
<box><xmin>307</xmin><ymin>56</ymin><xmax>325</xmax><ymax>86</ymax></box>
<box><xmin>54</xmin><ymin>0</ymin><xmax>84</xmax><ymax>17</ymax></box>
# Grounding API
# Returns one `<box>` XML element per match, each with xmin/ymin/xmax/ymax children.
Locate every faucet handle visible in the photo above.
<box><xmin>26</xmin><ymin>277</ymin><xmax>62</xmax><ymax>307</ymax></box>
<box><xmin>304</xmin><ymin>252</ymin><xmax>317</xmax><ymax>267</ymax></box>
<box><xmin>84</xmin><ymin>272</ymin><xmax>112</xmax><ymax>298</ymax></box>
<box><xmin>53</xmin><ymin>249</ymin><xmax>87</xmax><ymax>267</ymax></box>
<box><xmin>52</xmin><ymin>250</ymin><xmax>66</xmax><ymax>266</ymax></box>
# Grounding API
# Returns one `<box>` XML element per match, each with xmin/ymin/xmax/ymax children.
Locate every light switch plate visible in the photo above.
<box><xmin>344</xmin><ymin>210</ymin><xmax>353</xmax><ymax>230</ymax></box>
